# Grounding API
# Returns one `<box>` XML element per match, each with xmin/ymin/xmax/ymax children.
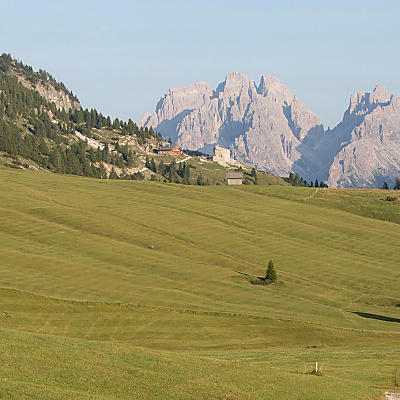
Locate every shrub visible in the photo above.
<box><xmin>385</xmin><ymin>196</ymin><xmax>397</xmax><ymax>202</ymax></box>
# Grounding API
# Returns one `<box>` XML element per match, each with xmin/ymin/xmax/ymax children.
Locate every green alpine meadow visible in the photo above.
<box><xmin>2</xmin><ymin>3</ymin><xmax>400</xmax><ymax>396</ymax></box>
<box><xmin>0</xmin><ymin>166</ymin><xmax>399</xmax><ymax>399</ymax></box>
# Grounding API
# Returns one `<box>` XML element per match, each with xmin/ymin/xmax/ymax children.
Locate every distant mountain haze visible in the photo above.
<box><xmin>140</xmin><ymin>74</ymin><xmax>400</xmax><ymax>188</ymax></box>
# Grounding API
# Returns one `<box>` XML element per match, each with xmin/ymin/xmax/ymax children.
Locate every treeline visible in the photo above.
<box><xmin>287</xmin><ymin>172</ymin><xmax>328</xmax><ymax>188</ymax></box>
<box><xmin>243</xmin><ymin>167</ymin><xmax>258</xmax><ymax>185</ymax></box>
<box><xmin>0</xmin><ymin>53</ymin><xmax>162</xmax><ymax>144</ymax></box>
<box><xmin>144</xmin><ymin>156</ymin><xmax>209</xmax><ymax>185</ymax></box>
<box><xmin>0</xmin><ymin>53</ymin><xmax>78</xmax><ymax>102</ymax></box>
<box><xmin>0</xmin><ymin>54</ymin><xmax>165</xmax><ymax>179</ymax></box>
<box><xmin>0</xmin><ymin>118</ymin><xmax>147</xmax><ymax>180</ymax></box>
<box><xmin>0</xmin><ymin>119</ymin><xmax>101</xmax><ymax>177</ymax></box>
<box><xmin>69</xmin><ymin>108</ymin><xmax>162</xmax><ymax>145</ymax></box>
<box><xmin>382</xmin><ymin>179</ymin><xmax>400</xmax><ymax>190</ymax></box>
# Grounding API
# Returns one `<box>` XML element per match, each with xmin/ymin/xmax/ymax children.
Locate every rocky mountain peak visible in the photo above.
<box><xmin>346</xmin><ymin>83</ymin><xmax>390</xmax><ymax>121</ymax></box>
<box><xmin>155</xmin><ymin>81</ymin><xmax>212</xmax><ymax>113</ymax></box>
<box><xmin>225</xmin><ymin>72</ymin><xmax>249</xmax><ymax>85</ymax></box>
<box><xmin>258</xmin><ymin>75</ymin><xmax>292</xmax><ymax>105</ymax></box>
<box><xmin>140</xmin><ymin>76</ymin><xmax>400</xmax><ymax>189</ymax></box>
<box><xmin>215</xmin><ymin>72</ymin><xmax>253</xmax><ymax>98</ymax></box>
<box><xmin>140</xmin><ymin>81</ymin><xmax>213</xmax><ymax>129</ymax></box>
<box><xmin>371</xmin><ymin>83</ymin><xmax>389</xmax><ymax>104</ymax></box>
<box><xmin>141</xmin><ymin>72</ymin><xmax>324</xmax><ymax>176</ymax></box>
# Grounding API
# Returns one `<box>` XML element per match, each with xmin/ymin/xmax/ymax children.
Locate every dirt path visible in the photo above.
<box><xmin>304</xmin><ymin>188</ymin><xmax>320</xmax><ymax>203</ymax></box>
<box><xmin>75</xmin><ymin>131</ymin><xmax>105</xmax><ymax>149</ymax></box>
<box><xmin>176</xmin><ymin>156</ymin><xmax>192</xmax><ymax>164</ymax></box>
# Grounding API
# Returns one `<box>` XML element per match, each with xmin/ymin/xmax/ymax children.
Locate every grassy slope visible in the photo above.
<box><xmin>0</xmin><ymin>167</ymin><xmax>399</xmax><ymax>399</ymax></box>
<box><xmin>148</xmin><ymin>156</ymin><xmax>288</xmax><ymax>186</ymax></box>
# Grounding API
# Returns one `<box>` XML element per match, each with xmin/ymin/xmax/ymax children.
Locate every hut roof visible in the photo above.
<box><xmin>227</xmin><ymin>171</ymin><xmax>243</xmax><ymax>179</ymax></box>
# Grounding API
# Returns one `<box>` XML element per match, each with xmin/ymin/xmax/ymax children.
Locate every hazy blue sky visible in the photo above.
<box><xmin>1</xmin><ymin>0</ymin><xmax>399</xmax><ymax>128</ymax></box>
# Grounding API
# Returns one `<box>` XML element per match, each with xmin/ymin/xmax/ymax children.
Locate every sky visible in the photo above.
<box><xmin>1</xmin><ymin>0</ymin><xmax>400</xmax><ymax>129</ymax></box>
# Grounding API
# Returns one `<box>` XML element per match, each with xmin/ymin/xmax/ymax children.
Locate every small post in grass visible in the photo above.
<box><xmin>315</xmin><ymin>361</ymin><xmax>318</xmax><ymax>373</ymax></box>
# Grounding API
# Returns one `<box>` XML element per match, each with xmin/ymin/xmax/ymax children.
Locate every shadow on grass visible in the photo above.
<box><xmin>353</xmin><ymin>312</ymin><xmax>400</xmax><ymax>323</ymax></box>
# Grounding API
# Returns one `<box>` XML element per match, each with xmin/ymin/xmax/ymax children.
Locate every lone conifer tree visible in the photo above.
<box><xmin>265</xmin><ymin>260</ymin><xmax>277</xmax><ymax>282</ymax></box>
<box><xmin>394</xmin><ymin>178</ymin><xmax>400</xmax><ymax>190</ymax></box>
<box><xmin>150</xmin><ymin>157</ymin><xmax>156</xmax><ymax>173</ymax></box>
<box><xmin>382</xmin><ymin>181</ymin><xmax>389</xmax><ymax>190</ymax></box>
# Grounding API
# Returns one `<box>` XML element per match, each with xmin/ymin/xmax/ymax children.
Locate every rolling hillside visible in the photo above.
<box><xmin>0</xmin><ymin>167</ymin><xmax>399</xmax><ymax>399</ymax></box>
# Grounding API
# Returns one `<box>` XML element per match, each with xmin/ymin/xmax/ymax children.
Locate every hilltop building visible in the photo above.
<box><xmin>155</xmin><ymin>145</ymin><xmax>182</xmax><ymax>156</ymax></box>
<box><xmin>213</xmin><ymin>145</ymin><xmax>231</xmax><ymax>163</ymax></box>
<box><xmin>227</xmin><ymin>171</ymin><xmax>243</xmax><ymax>185</ymax></box>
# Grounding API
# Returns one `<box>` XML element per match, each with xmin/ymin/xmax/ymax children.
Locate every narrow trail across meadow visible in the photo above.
<box><xmin>304</xmin><ymin>187</ymin><xmax>320</xmax><ymax>203</ymax></box>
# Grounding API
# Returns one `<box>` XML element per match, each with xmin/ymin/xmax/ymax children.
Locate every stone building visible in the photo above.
<box><xmin>155</xmin><ymin>145</ymin><xmax>182</xmax><ymax>156</ymax></box>
<box><xmin>227</xmin><ymin>171</ymin><xmax>243</xmax><ymax>185</ymax></box>
<box><xmin>213</xmin><ymin>145</ymin><xmax>231</xmax><ymax>163</ymax></box>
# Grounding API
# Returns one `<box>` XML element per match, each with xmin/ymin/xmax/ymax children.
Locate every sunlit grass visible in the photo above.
<box><xmin>0</xmin><ymin>167</ymin><xmax>399</xmax><ymax>399</ymax></box>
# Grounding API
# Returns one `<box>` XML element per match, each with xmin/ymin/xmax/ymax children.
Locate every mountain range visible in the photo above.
<box><xmin>140</xmin><ymin>73</ymin><xmax>400</xmax><ymax>188</ymax></box>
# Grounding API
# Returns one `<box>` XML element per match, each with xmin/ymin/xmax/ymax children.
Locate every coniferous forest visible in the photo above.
<box><xmin>0</xmin><ymin>53</ymin><xmax>163</xmax><ymax>180</ymax></box>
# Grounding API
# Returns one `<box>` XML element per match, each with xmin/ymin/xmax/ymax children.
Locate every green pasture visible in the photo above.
<box><xmin>0</xmin><ymin>167</ymin><xmax>399</xmax><ymax>399</ymax></box>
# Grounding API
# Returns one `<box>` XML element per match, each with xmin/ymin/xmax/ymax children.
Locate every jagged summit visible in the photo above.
<box><xmin>141</xmin><ymin>78</ymin><xmax>400</xmax><ymax>188</ymax></box>
<box><xmin>141</xmin><ymin>72</ymin><xmax>323</xmax><ymax>177</ymax></box>
<box><xmin>345</xmin><ymin>83</ymin><xmax>390</xmax><ymax>122</ymax></box>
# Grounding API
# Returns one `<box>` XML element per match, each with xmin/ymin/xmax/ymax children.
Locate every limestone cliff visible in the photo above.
<box><xmin>325</xmin><ymin>86</ymin><xmax>400</xmax><ymax>188</ymax></box>
<box><xmin>140</xmin><ymin>73</ymin><xmax>323</xmax><ymax>178</ymax></box>
<box><xmin>5</xmin><ymin>58</ymin><xmax>81</xmax><ymax>112</ymax></box>
<box><xmin>141</xmin><ymin>76</ymin><xmax>400</xmax><ymax>188</ymax></box>
<box><xmin>16</xmin><ymin>73</ymin><xmax>81</xmax><ymax>112</ymax></box>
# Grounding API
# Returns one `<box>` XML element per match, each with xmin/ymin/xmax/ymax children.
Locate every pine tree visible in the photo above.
<box><xmin>394</xmin><ymin>178</ymin><xmax>400</xmax><ymax>190</ymax></box>
<box><xmin>150</xmin><ymin>157</ymin><xmax>156</xmax><ymax>173</ymax></box>
<box><xmin>158</xmin><ymin>160</ymin><xmax>166</xmax><ymax>176</ymax></box>
<box><xmin>183</xmin><ymin>162</ymin><xmax>190</xmax><ymax>184</ymax></box>
<box><xmin>39</xmin><ymin>138</ymin><xmax>49</xmax><ymax>155</ymax></box>
<box><xmin>382</xmin><ymin>181</ymin><xmax>389</xmax><ymax>190</ymax></box>
<box><xmin>265</xmin><ymin>260</ymin><xmax>277</xmax><ymax>282</ymax></box>
<box><xmin>127</xmin><ymin>151</ymin><xmax>134</xmax><ymax>167</ymax></box>
<box><xmin>109</xmin><ymin>168</ymin><xmax>119</xmax><ymax>179</ymax></box>
<box><xmin>99</xmin><ymin>163</ymin><xmax>107</xmax><ymax>179</ymax></box>
<box><xmin>251</xmin><ymin>167</ymin><xmax>256</xmax><ymax>177</ymax></box>
<box><xmin>178</xmin><ymin>162</ymin><xmax>183</xmax><ymax>178</ymax></box>
<box><xmin>168</xmin><ymin>162</ymin><xmax>176</xmax><ymax>183</ymax></box>
<box><xmin>112</xmin><ymin>118</ymin><xmax>120</xmax><ymax>130</ymax></box>
<box><xmin>197</xmin><ymin>174</ymin><xmax>204</xmax><ymax>186</ymax></box>
<box><xmin>315</xmin><ymin>179</ymin><xmax>319</xmax><ymax>188</ymax></box>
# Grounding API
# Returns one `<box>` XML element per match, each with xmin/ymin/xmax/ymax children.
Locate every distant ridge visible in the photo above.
<box><xmin>141</xmin><ymin>74</ymin><xmax>400</xmax><ymax>188</ymax></box>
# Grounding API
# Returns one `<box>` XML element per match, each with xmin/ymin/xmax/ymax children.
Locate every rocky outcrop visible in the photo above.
<box><xmin>15</xmin><ymin>73</ymin><xmax>81</xmax><ymax>112</ymax></box>
<box><xmin>34</xmin><ymin>81</ymin><xmax>81</xmax><ymax>111</ymax></box>
<box><xmin>140</xmin><ymin>76</ymin><xmax>400</xmax><ymax>188</ymax></box>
